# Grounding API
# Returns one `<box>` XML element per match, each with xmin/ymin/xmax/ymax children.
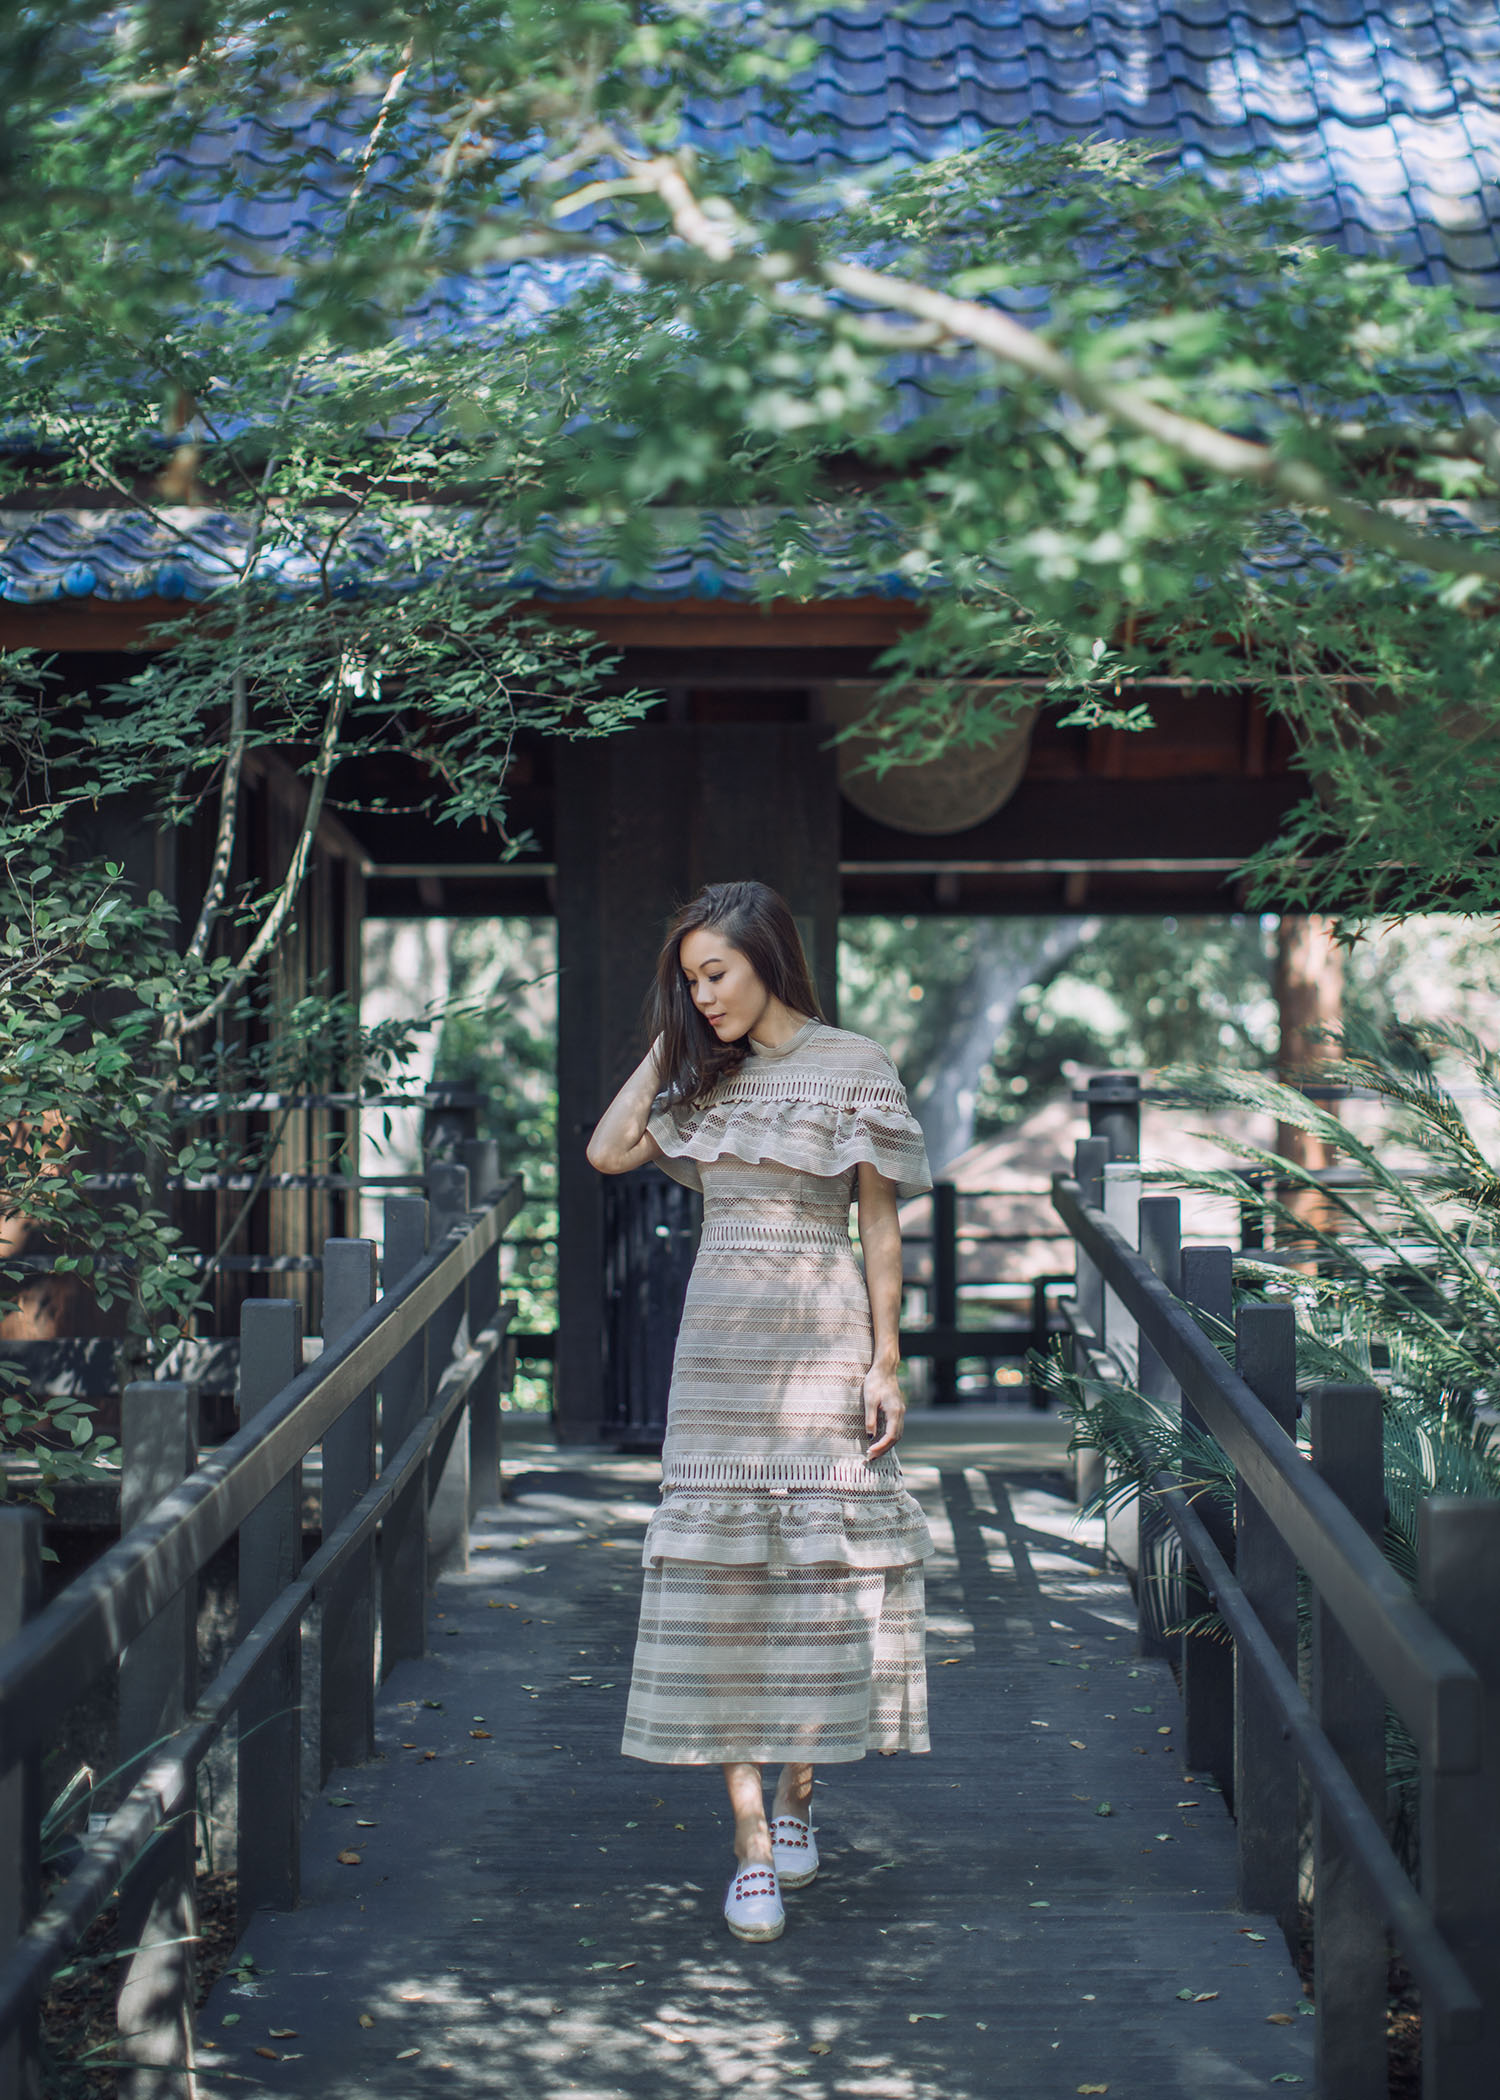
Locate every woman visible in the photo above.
<box><xmin>586</xmin><ymin>880</ymin><xmax>934</xmax><ymax>1943</ymax></box>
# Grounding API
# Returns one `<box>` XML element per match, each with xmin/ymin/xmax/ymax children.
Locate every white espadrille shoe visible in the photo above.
<box><xmin>724</xmin><ymin>1862</ymin><xmax>785</xmax><ymax>1942</ymax></box>
<box><xmin>770</xmin><ymin>1814</ymin><xmax>819</xmax><ymax>1889</ymax></box>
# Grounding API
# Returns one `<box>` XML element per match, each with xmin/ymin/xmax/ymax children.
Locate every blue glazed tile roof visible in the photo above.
<box><xmin>1</xmin><ymin>497</ymin><xmax>1474</xmax><ymax>608</ymax></box>
<box><xmin>0</xmin><ymin>504</ymin><xmax>920</xmax><ymax>607</ymax></box>
<box><xmin>10</xmin><ymin>2</ymin><xmax>1497</xmax><ymax>608</ymax></box>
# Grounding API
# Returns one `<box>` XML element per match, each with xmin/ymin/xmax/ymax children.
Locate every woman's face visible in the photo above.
<box><xmin>678</xmin><ymin>926</ymin><xmax>769</xmax><ymax>1044</ymax></box>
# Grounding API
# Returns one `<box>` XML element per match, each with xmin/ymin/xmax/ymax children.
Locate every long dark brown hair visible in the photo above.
<box><xmin>650</xmin><ymin>881</ymin><xmax>823</xmax><ymax>1107</ymax></box>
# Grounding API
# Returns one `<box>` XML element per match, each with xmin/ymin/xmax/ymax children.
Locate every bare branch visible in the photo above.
<box><xmin>165</xmin><ymin>662</ymin><xmax>351</xmax><ymax>1047</ymax></box>
<box><xmin>182</xmin><ymin>667</ymin><xmax>249</xmax><ymax>968</ymax></box>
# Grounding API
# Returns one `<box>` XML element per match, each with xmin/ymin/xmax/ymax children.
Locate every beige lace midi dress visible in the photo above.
<box><xmin>620</xmin><ymin>1017</ymin><xmax>936</xmax><ymax>1766</ymax></box>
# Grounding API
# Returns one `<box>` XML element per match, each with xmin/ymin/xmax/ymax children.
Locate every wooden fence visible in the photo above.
<box><xmin>1052</xmin><ymin>1118</ymin><xmax>1500</xmax><ymax>2097</ymax></box>
<box><xmin>0</xmin><ymin>1145</ymin><xmax>520</xmax><ymax>2098</ymax></box>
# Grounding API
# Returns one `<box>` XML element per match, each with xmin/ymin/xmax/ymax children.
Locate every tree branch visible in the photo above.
<box><xmin>183</xmin><ymin>666</ymin><xmax>248</xmax><ymax>968</ymax></box>
<box><xmin>541</xmin><ymin>143</ymin><xmax>1500</xmax><ymax>589</ymax></box>
<box><xmin>164</xmin><ymin>662</ymin><xmax>351</xmax><ymax>1047</ymax></box>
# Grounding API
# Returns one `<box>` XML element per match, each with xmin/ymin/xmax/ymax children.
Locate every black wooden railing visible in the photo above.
<box><xmin>899</xmin><ymin>1177</ymin><xmax>1074</xmax><ymax>1404</ymax></box>
<box><xmin>0</xmin><ymin>1150</ymin><xmax>521</xmax><ymax>2097</ymax></box>
<box><xmin>1052</xmin><ymin>1111</ymin><xmax>1500</xmax><ymax>2097</ymax></box>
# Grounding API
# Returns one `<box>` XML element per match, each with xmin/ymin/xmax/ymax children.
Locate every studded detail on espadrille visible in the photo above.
<box><xmin>770</xmin><ymin>1814</ymin><xmax>819</xmax><ymax>1889</ymax></box>
<box><xmin>724</xmin><ymin>1862</ymin><xmax>786</xmax><ymax>1941</ymax></box>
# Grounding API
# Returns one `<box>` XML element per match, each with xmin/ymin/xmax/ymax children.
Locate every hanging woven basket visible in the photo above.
<box><xmin>814</xmin><ymin>683</ymin><xmax>1038</xmax><ymax>836</ymax></box>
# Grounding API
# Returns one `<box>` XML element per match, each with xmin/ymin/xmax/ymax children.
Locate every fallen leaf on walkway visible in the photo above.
<box><xmin>1078</xmin><ymin>2085</ymin><xmax>1109</xmax><ymax>2094</ymax></box>
<box><xmin>938</xmin><ymin>1659</ymin><xmax>960</xmax><ymax>1666</ymax></box>
<box><xmin>809</xmin><ymin>2043</ymin><xmax>831</xmax><ymax>2055</ymax></box>
<box><xmin>269</xmin><ymin>2028</ymin><xmax>298</xmax><ymax>2038</ymax></box>
<box><xmin>1155</xmin><ymin>1834</ymin><xmax>1173</xmax><ymax>1843</ymax></box>
<box><xmin>470</xmin><ymin>1729</ymin><xmax>492</xmax><ymax>1739</ymax></box>
<box><xmin>1094</xmin><ymin>1802</ymin><xmax>1113</xmax><ymax>1816</ymax></box>
<box><xmin>1239</xmin><ymin>1930</ymin><xmax>1267</xmax><ymax>1941</ymax></box>
<box><xmin>356</xmin><ymin>1819</ymin><xmax>378</xmax><ymax>1828</ymax></box>
<box><xmin>220</xmin><ymin>2015</ymin><xmax>239</xmax><ymax>2027</ymax></box>
<box><xmin>396</xmin><ymin>2048</ymin><xmax>420</xmax><ymax>2060</ymax></box>
<box><xmin>1132</xmin><ymin>1706</ymin><xmax>1153</xmax><ymax>1714</ymax></box>
<box><xmin>328</xmin><ymin>1797</ymin><xmax>352</xmax><ymax>1806</ymax></box>
<box><xmin>423</xmin><ymin>1699</ymin><xmax>443</xmax><ymax>1710</ymax></box>
<box><xmin>1192</xmin><ymin>1992</ymin><xmax>1219</xmax><ymax>2003</ymax></box>
<box><xmin>1069</xmin><ymin>1740</ymin><xmax>1086</xmax><ymax>1750</ymax></box>
<box><xmin>907</xmin><ymin>2013</ymin><xmax>945</xmax><ymax>2022</ymax></box>
<box><xmin>625</xmin><ymin>1820</ymin><xmax>639</xmax><ymax>1829</ymax></box>
<box><xmin>400</xmin><ymin>1742</ymin><xmax>416</xmax><ymax>1749</ymax></box>
<box><xmin>1157</xmin><ymin>1726</ymin><xmax>1172</xmax><ymax>1735</ymax></box>
<box><xmin>1270</xmin><ymin>2076</ymin><xmax>1304</xmax><ymax>2085</ymax></box>
<box><xmin>336</xmin><ymin>1850</ymin><xmax>362</xmax><ymax>1866</ymax></box>
<box><xmin>423</xmin><ymin>1750</ymin><xmax>437</xmax><ymax>1760</ymax></box>
<box><xmin>1029</xmin><ymin>1901</ymin><xmax>1050</xmax><ymax>1909</ymax></box>
<box><xmin>254</xmin><ymin>2047</ymin><xmax>279</xmax><ymax>2060</ymax></box>
<box><xmin>617</xmin><ymin>1963</ymin><xmax>637</xmax><ymax>1972</ymax></box>
<box><xmin>522</xmin><ymin>1565</ymin><xmax>548</xmax><ymax>1573</ymax></box>
<box><xmin>577</xmin><ymin>1937</ymin><xmax>597</xmax><ymax>1946</ymax></box>
<box><xmin>1266</xmin><ymin>2014</ymin><xmax>1295</xmax><ymax>2026</ymax></box>
<box><xmin>358</xmin><ymin>2014</ymin><xmax>375</xmax><ymax>2029</ymax></box>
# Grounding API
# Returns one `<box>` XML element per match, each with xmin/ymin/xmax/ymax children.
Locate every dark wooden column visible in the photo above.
<box><xmin>555</xmin><ymin>722</ymin><xmax>840</xmax><ymax>1443</ymax></box>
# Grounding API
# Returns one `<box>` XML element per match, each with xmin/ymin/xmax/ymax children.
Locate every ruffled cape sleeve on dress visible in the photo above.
<box><xmin>647</xmin><ymin>1031</ymin><xmax>933</xmax><ymax>1200</ymax></box>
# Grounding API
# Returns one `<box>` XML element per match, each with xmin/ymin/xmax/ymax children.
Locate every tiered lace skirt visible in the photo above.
<box><xmin>621</xmin><ymin>1159</ymin><xmax>933</xmax><ymax>1766</ymax></box>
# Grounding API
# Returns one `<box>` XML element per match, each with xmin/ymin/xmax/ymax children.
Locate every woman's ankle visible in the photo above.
<box><xmin>772</xmin><ymin>1767</ymin><xmax>814</xmax><ymax>1821</ymax></box>
<box><xmin>735</xmin><ymin>1829</ymin><xmax>774</xmax><ymax>1867</ymax></box>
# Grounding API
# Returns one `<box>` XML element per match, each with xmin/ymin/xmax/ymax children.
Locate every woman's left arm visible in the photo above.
<box><xmin>856</xmin><ymin>1160</ymin><xmax>906</xmax><ymax>1459</ymax></box>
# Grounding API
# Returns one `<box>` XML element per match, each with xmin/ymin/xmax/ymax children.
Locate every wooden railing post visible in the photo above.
<box><xmin>1233</xmin><ymin>1304</ymin><xmax>1298</xmax><ymax>1933</ymax></box>
<box><xmin>320</xmin><ymin>1240</ymin><xmax>377</xmax><ymax>1778</ymax></box>
<box><xmin>1070</xmin><ymin>1137</ymin><xmax>1109</xmax><ymax>1508</ymax></box>
<box><xmin>1419</xmin><ymin>1496</ymin><xmax>1500</xmax><ymax>2100</ymax></box>
<box><xmin>117</xmin><ymin>1381</ymin><xmax>198</xmax><ymax>2098</ymax></box>
<box><xmin>1071</xmin><ymin>1138</ymin><xmax>1109</xmax><ymax>1347</ymax></box>
<box><xmin>930</xmin><ymin>1182</ymin><xmax>959</xmax><ymax>1408</ymax></box>
<box><xmin>1101</xmin><ymin>1160</ymin><xmax>1141</xmax><ymax>1373</ymax></box>
<box><xmin>1086</xmin><ymin>1070</ymin><xmax>1141</xmax><ymax>1163</ymax></box>
<box><xmin>380</xmin><ymin>1194</ymin><xmax>430</xmax><ymax>1676</ymax></box>
<box><xmin>236</xmin><ymin>1299</ymin><xmax>303</xmax><ymax>1926</ymax></box>
<box><xmin>462</xmin><ymin>1146</ymin><xmax>504</xmax><ymax>1518</ymax></box>
<box><xmin>1177</xmin><ymin>1244</ymin><xmax>1236</xmax><ymax>1803</ymax></box>
<box><xmin>426</xmin><ymin>1163</ymin><xmax>472</xmax><ymax>1573</ymax></box>
<box><xmin>1309</xmin><ymin>1381</ymin><xmax>1387</xmax><ymax>2100</ymax></box>
<box><xmin>1136</xmin><ymin>1195</ymin><xmax>1182</xmax><ymax>1663</ymax></box>
<box><xmin>0</xmin><ymin>1508</ymin><xmax>43</xmax><ymax>2100</ymax></box>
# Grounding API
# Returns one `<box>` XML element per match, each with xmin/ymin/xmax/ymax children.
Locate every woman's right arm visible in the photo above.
<box><xmin>585</xmin><ymin>1041</ymin><xmax>667</xmax><ymax>1175</ymax></box>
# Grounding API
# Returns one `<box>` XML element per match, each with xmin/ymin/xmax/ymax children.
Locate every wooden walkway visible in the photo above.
<box><xmin>197</xmin><ymin>1428</ymin><xmax>1316</xmax><ymax>2098</ymax></box>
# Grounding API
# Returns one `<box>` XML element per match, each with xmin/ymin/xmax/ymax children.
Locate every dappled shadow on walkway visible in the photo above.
<box><xmin>197</xmin><ymin>1452</ymin><xmax>1314</xmax><ymax>2100</ymax></box>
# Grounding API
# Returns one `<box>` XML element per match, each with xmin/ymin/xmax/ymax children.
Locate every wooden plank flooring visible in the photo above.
<box><xmin>198</xmin><ymin>1445</ymin><xmax>1316</xmax><ymax>2099</ymax></box>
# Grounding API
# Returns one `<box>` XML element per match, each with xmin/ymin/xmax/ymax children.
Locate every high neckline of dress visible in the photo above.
<box><xmin>747</xmin><ymin>1015</ymin><xmax>821</xmax><ymax>1060</ymax></box>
